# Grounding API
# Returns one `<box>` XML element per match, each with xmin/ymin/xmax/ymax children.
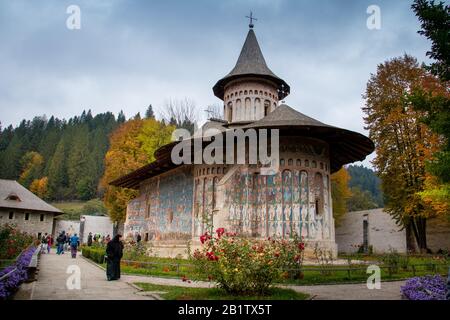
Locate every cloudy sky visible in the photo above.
<box><xmin>0</xmin><ymin>0</ymin><xmax>432</xmax><ymax>166</ymax></box>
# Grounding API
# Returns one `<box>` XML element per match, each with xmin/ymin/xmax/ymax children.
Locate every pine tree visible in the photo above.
<box><xmin>145</xmin><ymin>104</ymin><xmax>155</xmax><ymax>119</ymax></box>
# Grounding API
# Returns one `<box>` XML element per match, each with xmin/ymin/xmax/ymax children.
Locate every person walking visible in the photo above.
<box><xmin>47</xmin><ymin>234</ymin><xmax>52</xmax><ymax>254</ymax></box>
<box><xmin>87</xmin><ymin>232</ymin><xmax>93</xmax><ymax>247</ymax></box>
<box><xmin>56</xmin><ymin>231</ymin><xmax>66</xmax><ymax>255</ymax></box>
<box><xmin>41</xmin><ymin>233</ymin><xmax>48</xmax><ymax>254</ymax></box>
<box><xmin>106</xmin><ymin>234</ymin><xmax>124</xmax><ymax>281</ymax></box>
<box><xmin>70</xmin><ymin>233</ymin><xmax>80</xmax><ymax>258</ymax></box>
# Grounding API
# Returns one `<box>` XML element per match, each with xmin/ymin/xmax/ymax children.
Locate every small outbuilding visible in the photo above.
<box><xmin>0</xmin><ymin>179</ymin><xmax>63</xmax><ymax>238</ymax></box>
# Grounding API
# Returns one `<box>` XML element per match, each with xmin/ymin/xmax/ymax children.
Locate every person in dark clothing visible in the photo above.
<box><xmin>106</xmin><ymin>234</ymin><xmax>123</xmax><ymax>281</ymax></box>
<box><xmin>87</xmin><ymin>232</ymin><xmax>93</xmax><ymax>247</ymax></box>
<box><xmin>136</xmin><ymin>233</ymin><xmax>141</xmax><ymax>243</ymax></box>
<box><xmin>56</xmin><ymin>231</ymin><xmax>66</xmax><ymax>255</ymax></box>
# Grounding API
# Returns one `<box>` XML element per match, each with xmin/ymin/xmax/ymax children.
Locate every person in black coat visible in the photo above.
<box><xmin>106</xmin><ymin>234</ymin><xmax>124</xmax><ymax>281</ymax></box>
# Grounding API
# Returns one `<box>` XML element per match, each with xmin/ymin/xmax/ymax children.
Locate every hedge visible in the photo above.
<box><xmin>82</xmin><ymin>246</ymin><xmax>106</xmax><ymax>264</ymax></box>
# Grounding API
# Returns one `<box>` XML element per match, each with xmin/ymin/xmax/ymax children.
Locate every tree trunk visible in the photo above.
<box><xmin>405</xmin><ymin>222</ymin><xmax>416</xmax><ymax>253</ymax></box>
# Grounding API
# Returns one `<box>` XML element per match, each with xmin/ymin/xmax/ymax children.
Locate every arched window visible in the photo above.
<box><xmin>305</xmin><ymin>160</ymin><xmax>309</xmax><ymax>167</ymax></box>
<box><xmin>245</xmin><ymin>97</ymin><xmax>251</xmax><ymax>119</ymax></box>
<box><xmin>288</xmin><ymin>159</ymin><xmax>293</xmax><ymax>166</ymax></box>
<box><xmin>314</xmin><ymin>173</ymin><xmax>324</xmax><ymax>215</ymax></box>
<box><xmin>296</xmin><ymin>159</ymin><xmax>301</xmax><ymax>166</ymax></box>
<box><xmin>264</xmin><ymin>101</ymin><xmax>270</xmax><ymax>116</ymax></box>
<box><xmin>212</xmin><ymin>177</ymin><xmax>219</xmax><ymax>209</ymax></box>
<box><xmin>280</xmin><ymin>158</ymin><xmax>285</xmax><ymax>166</ymax></box>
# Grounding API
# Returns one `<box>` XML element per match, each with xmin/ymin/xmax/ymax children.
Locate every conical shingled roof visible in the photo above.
<box><xmin>213</xmin><ymin>29</ymin><xmax>290</xmax><ymax>100</ymax></box>
<box><xmin>243</xmin><ymin>104</ymin><xmax>375</xmax><ymax>173</ymax></box>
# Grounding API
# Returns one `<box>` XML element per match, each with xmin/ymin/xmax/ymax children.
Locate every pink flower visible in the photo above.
<box><xmin>298</xmin><ymin>242</ymin><xmax>305</xmax><ymax>251</ymax></box>
<box><xmin>200</xmin><ymin>232</ymin><xmax>211</xmax><ymax>244</ymax></box>
<box><xmin>216</xmin><ymin>228</ymin><xmax>225</xmax><ymax>238</ymax></box>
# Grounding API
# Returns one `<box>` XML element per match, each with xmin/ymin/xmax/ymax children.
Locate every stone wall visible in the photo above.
<box><xmin>0</xmin><ymin>209</ymin><xmax>55</xmax><ymax>238</ymax></box>
<box><xmin>53</xmin><ymin>220</ymin><xmax>80</xmax><ymax>238</ymax></box>
<box><xmin>336</xmin><ymin>208</ymin><xmax>450</xmax><ymax>254</ymax></box>
<box><xmin>336</xmin><ymin>209</ymin><xmax>407</xmax><ymax>253</ymax></box>
<box><xmin>53</xmin><ymin>215</ymin><xmax>113</xmax><ymax>243</ymax></box>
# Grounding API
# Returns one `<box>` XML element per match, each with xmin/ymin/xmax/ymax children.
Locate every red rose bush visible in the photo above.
<box><xmin>191</xmin><ymin>228</ymin><xmax>305</xmax><ymax>295</ymax></box>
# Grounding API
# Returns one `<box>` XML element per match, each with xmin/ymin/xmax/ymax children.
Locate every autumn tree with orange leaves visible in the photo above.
<box><xmin>101</xmin><ymin>118</ymin><xmax>174</xmax><ymax>223</ymax></box>
<box><xmin>363</xmin><ymin>54</ymin><xmax>446</xmax><ymax>253</ymax></box>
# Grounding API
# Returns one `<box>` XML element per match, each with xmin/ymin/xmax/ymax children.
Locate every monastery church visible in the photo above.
<box><xmin>111</xmin><ymin>24</ymin><xmax>374</xmax><ymax>257</ymax></box>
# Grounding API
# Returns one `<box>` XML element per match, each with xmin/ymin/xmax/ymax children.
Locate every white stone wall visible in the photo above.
<box><xmin>54</xmin><ymin>220</ymin><xmax>80</xmax><ymax>237</ymax></box>
<box><xmin>224</xmin><ymin>79</ymin><xmax>278</xmax><ymax>122</ymax></box>
<box><xmin>54</xmin><ymin>215</ymin><xmax>114</xmax><ymax>243</ymax></box>
<box><xmin>80</xmin><ymin>215</ymin><xmax>114</xmax><ymax>243</ymax></box>
<box><xmin>0</xmin><ymin>209</ymin><xmax>55</xmax><ymax>238</ymax></box>
<box><xmin>335</xmin><ymin>209</ymin><xmax>407</xmax><ymax>254</ymax></box>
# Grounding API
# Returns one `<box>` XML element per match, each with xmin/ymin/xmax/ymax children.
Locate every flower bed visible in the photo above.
<box><xmin>401</xmin><ymin>275</ymin><xmax>447</xmax><ymax>300</ymax></box>
<box><xmin>0</xmin><ymin>246</ymin><xmax>37</xmax><ymax>299</ymax></box>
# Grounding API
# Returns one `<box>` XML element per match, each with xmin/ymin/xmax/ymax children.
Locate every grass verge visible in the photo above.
<box><xmin>133</xmin><ymin>282</ymin><xmax>309</xmax><ymax>300</ymax></box>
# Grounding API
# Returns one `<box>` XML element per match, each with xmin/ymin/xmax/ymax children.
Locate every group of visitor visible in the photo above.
<box><xmin>49</xmin><ymin>230</ymin><xmax>124</xmax><ymax>281</ymax></box>
<box><xmin>55</xmin><ymin>230</ymin><xmax>80</xmax><ymax>258</ymax></box>
<box><xmin>86</xmin><ymin>232</ymin><xmax>111</xmax><ymax>246</ymax></box>
<box><xmin>40</xmin><ymin>233</ymin><xmax>53</xmax><ymax>254</ymax></box>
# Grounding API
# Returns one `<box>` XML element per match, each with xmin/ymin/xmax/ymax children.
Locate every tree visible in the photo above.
<box><xmin>205</xmin><ymin>104</ymin><xmax>223</xmax><ymax>120</ymax></box>
<box><xmin>19</xmin><ymin>151</ymin><xmax>44</xmax><ymax>189</ymax></box>
<box><xmin>331</xmin><ymin>167</ymin><xmax>352</xmax><ymax>226</ymax></box>
<box><xmin>412</xmin><ymin>0</ymin><xmax>450</xmax><ymax>81</ymax></box>
<box><xmin>347</xmin><ymin>187</ymin><xmax>378</xmax><ymax>212</ymax></box>
<box><xmin>363</xmin><ymin>54</ymin><xmax>444</xmax><ymax>252</ymax></box>
<box><xmin>29</xmin><ymin>177</ymin><xmax>49</xmax><ymax>199</ymax></box>
<box><xmin>411</xmin><ymin>0</ymin><xmax>450</xmax><ymax>219</ymax></box>
<box><xmin>145</xmin><ymin>104</ymin><xmax>155</xmax><ymax>119</ymax></box>
<box><xmin>101</xmin><ymin>118</ymin><xmax>174</xmax><ymax>223</ymax></box>
<box><xmin>138</xmin><ymin>119</ymin><xmax>175</xmax><ymax>161</ymax></box>
<box><xmin>347</xmin><ymin>164</ymin><xmax>384</xmax><ymax>207</ymax></box>
<box><xmin>161</xmin><ymin>98</ymin><xmax>198</xmax><ymax>134</ymax></box>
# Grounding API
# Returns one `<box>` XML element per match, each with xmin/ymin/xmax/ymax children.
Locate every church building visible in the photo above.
<box><xmin>111</xmin><ymin>24</ymin><xmax>374</xmax><ymax>257</ymax></box>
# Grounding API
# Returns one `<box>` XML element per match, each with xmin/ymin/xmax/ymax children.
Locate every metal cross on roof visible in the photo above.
<box><xmin>246</xmin><ymin>11</ymin><xmax>257</xmax><ymax>29</ymax></box>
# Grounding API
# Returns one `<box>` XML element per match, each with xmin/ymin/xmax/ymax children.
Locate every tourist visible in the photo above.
<box><xmin>70</xmin><ymin>233</ymin><xmax>80</xmax><ymax>258</ymax></box>
<box><xmin>106</xmin><ymin>234</ymin><xmax>111</xmax><ymax>243</ymax></box>
<box><xmin>87</xmin><ymin>232</ymin><xmax>93</xmax><ymax>247</ymax></box>
<box><xmin>47</xmin><ymin>234</ymin><xmax>52</xmax><ymax>254</ymax></box>
<box><xmin>41</xmin><ymin>233</ymin><xmax>48</xmax><ymax>254</ymax></box>
<box><xmin>56</xmin><ymin>231</ymin><xmax>66</xmax><ymax>255</ymax></box>
<box><xmin>105</xmin><ymin>234</ymin><xmax>124</xmax><ymax>281</ymax></box>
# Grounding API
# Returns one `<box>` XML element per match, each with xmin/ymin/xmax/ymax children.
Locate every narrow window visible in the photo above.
<box><xmin>38</xmin><ymin>232</ymin><xmax>42</xmax><ymax>239</ymax></box>
<box><xmin>9</xmin><ymin>212</ymin><xmax>14</xmax><ymax>219</ymax></box>
<box><xmin>25</xmin><ymin>212</ymin><xmax>30</xmax><ymax>221</ymax></box>
<box><xmin>40</xmin><ymin>214</ymin><xmax>44</xmax><ymax>222</ymax></box>
<box><xmin>315</xmin><ymin>199</ymin><xmax>320</xmax><ymax>215</ymax></box>
<box><xmin>146</xmin><ymin>204</ymin><xmax>151</xmax><ymax>219</ymax></box>
<box><xmin>288</xmin><ymin>159</ymin><xmax>293</xmax><ymax>166</ymax></box>
<box><xmin>145</xmin><ymin>233</ymin><xmax>149</xmax><ymax>242</ymax></box>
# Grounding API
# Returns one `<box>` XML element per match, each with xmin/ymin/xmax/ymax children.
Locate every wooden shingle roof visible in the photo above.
<box><xmin>0</xmin><ymin>179</ymin><xmax>62</xmax><ymax>214</ymax></box>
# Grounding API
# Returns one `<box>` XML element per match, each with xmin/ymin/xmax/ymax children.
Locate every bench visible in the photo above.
<box><xmin>25</xmin><ymin>244</ymin><xmax>41</xmax><ymax>283</ymax></box>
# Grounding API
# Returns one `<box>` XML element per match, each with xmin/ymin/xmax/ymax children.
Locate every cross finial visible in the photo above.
<box><xmin>246</xmin><ymin>11</ymin><xmax>257</xmax><ymax>29</ymax></box>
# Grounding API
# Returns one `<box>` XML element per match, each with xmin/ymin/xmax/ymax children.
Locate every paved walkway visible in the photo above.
<box><xmin>21</xmin><ymin>250</ymin><xmax>152</xmax><ymax>300</ymax></box>
<box><xmin>17</xmin><ymin>250</ymin><xmax>405</xmax><ymax>300</ymax></box>
<box><xmin>122</xmin><ymin>272</ymin><xmax>405</xmax><ymax>300</ymax></box>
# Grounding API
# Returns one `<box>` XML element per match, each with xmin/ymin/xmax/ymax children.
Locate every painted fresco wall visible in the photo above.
<box><xmin>221</xmin><ymin>137</ymin><xmax>334</xmax><ymax>242</ymax></box>
<box><xmin>124</xmin><ymin>166</ymin><xmax>193</xmax><ymax>242</ymax></box>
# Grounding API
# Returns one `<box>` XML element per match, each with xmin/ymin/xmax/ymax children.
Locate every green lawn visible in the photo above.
<box><xmin>133</xmin><ymin>282</ymin><xmax>309</xmax><ymax>300</ymax></box>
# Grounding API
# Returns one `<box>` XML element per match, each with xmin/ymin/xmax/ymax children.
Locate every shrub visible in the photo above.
<box><xmin>0</xmin><ymin>224</ymin><xmax>34</xmax><ymax>259</ymax></box>
<box><xmin>0</xmin><ymin>246</ymin><xmax>37</xmax><ymax>299</ymax></box>
<box><xmin>82</xmin><ymin>246</ymin><xmax>106</xmax><ymax>263</ymax></box>
<box><xmin>382</xmin><ymin>248</ymin><xmax>401</xmax><ymax>274</ymax></box>
<box><xmin>191</xmin><ymin>228</ymin><xmax>305</xmax><ymax>295</ymax></box>
<box><xmin>401</xmin><ymin>275</ymin><xmax>446</xmax><ymax>300</ymax></box>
